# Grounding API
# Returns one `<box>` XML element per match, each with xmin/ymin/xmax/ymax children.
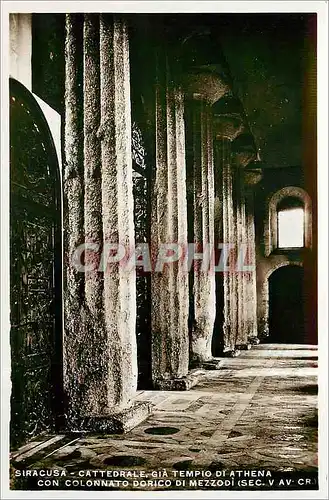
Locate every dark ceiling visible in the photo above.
<box><xmin>215</xmin><ymin>14</ymin><xmax>317</xmax><ymax>168</ymax></box>
<box><xmin>32</xmin><ymin>13</ymin><xmax>317</xmax><ymax>170</ymax></box>
<box><xmin>155</xmin><ymin>13</ymin><xmax>317</xmax><ymax>169</ymax></box>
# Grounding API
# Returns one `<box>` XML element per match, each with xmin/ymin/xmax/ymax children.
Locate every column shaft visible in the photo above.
<box><xmin>190</xmin><ymin>101</ymin><xmax>216</xmax><ymax>363</ymax></box>
<box><xmin>84</xmin><ymin>14</ymin><xmax>102</xmax><ymax>312</ymax></box>
<box><xmin>221</xmin><ymin>140</ymin><xmax>236</xmax><ymax>352</ymax></box>
<box><xmin>235</xmin><ymin>168</ymin><xmax>249</xmax><ymax>347</ymax></box>
<box><xmin>230</xmin><ymin>167</ymin><xmax>239</xmax><ymax>349</ymax></box>
<box><xmin>151</xmin><ymin>58</ymin><xmax>189</xmax><ymax>384</ymax></box>
<box><xmin>245</xmin><ymin>188</ymin><xmax>258</xmax><ymax>340</ymax></box>
<box><xmin>100</xmin><ymin>15</ymin><xmax>137</xmax><ymax>408</ymax></box>
<box><xmin>63</xmin><ymin>14</ymin><xmax>86</xmax><ymax>419</ymax></box>
<box><xmin>63</xmin><ymin>15</ymin><xmax>147</xmax><ymax>430</ymax></box>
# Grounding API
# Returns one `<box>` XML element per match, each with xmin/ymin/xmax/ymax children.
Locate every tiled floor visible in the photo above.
<box><xmin>10</xmin><ymin>344</ymin><xmax>318</xmax><ymax>491</ymax></box>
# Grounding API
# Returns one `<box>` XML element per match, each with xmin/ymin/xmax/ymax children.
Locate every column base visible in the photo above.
<box><xmin>191</xmin><ymin>358</ymin><xmax>222</xmax><ymax>370</ymax></box>
<box><xmin>222</xmin><ymin>349</ymin><xmax>241</xmax><ymax>358</ymax></box>
<box><xmin>65</xmin><ymin>402</ymin><xmax>152</xmax><ymax>434</ymax></box>
<box><xmin>236</xmin><ymin>343</ymin><xmax>252</xmax><ymax>351</ymax></box>
<box><xmin>248</xmin><ymin>336</ymin><xmax>260</xmax><ymax>345</ymax></box>
<box><xmin>153</xmin><ymin>369</ymin><xmax>204</xmax><ymax>391</ymax></box>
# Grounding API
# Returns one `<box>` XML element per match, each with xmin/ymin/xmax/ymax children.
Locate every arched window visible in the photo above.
<box><xmin>277</xmin><ymin>197</ymin><xmax>304</xmax><ymax>249</ymax></box>
<box><xmin>265</xmin><ymin>186</ymin><xmax>312</xmax><ymax>256</ymax></box>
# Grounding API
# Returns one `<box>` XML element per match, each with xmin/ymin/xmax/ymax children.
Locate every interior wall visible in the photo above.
<box><xmin>10</xmin><ymin>14</ymin><xmax>32</xmax><ymax>91</ymax></box>
<box><xmin>10</xmin><ymin>14</ymin><xmax>62</xmax><ymax>168</ymax></box>
<box><xmin>254</xmin><ymin>166</ymin><xmax>315</xmax><ymax>341</ymax></box>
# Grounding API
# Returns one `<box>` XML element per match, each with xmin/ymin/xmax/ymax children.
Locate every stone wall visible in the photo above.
<box><xmin>254</xmin><ymin>167</ymin><xmax>315</xmax><ymax>341</ymax></box>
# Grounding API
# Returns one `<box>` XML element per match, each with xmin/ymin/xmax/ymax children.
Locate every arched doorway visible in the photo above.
<box><xmin>10</xmin><ymin>78</ymin><xmax>63</xmax><ymax>447</ymax></box>
<box><xmin>268</xmin><ymin>265</ymin><xmax>306</xmax><ymax>343</ymax></box>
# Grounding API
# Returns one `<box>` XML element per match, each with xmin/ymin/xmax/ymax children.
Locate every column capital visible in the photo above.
<box><xmin>231</xmin><ymin>133</ymin><xmax>257</xmax><ymax>168</ymax></box>
<box><xmin>213</xmin><ymin>113</ymin><xmax>246</xmax><ymax>141</ymax></box>
<box><xmin>178</xmin><ymin>30</ymin><xmax>231</xmax><ymax>104</ymax></box>
<box><xmin>213</xmin><ymin>96</ymin><xmax>247</xmax><ymax>141</ymax></box>
<box><xmin>244</xmin><ymin>168</ymin><xmax>263</xmax><ymax>185</ymax></box>
<box><xmin>182</xmin><ymin>66</ymin><xmax>230</xmax><ymax>104</ymax></box>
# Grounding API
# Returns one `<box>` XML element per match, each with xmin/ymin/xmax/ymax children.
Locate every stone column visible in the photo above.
<box><xmin>213</xmin><ymin>104</ymin><xmax>258</xmax><ymax>355</ymax></box>
<box><xmin>188</xmin><ymin>99</ymin><xmax>216</xmax><ymax>365</ymax></box>
<box><xmin>63</xmin><ymin>14</ymin><xmax>150</xmax><ymax>432</ymax></box>
<box><xmin>244</xmin><ymin>188</ymin><xmax>258</xmax><ymax>343</ymax></box>
<box><xmin>99</xmin><ymin>14</ymin><xmax>139</xmax><ymax>412</ymax></box>
<box><xmin>230</xmin><ymin>165</ymin><xmax>242</xmax><ymax>352</ymax></box>
<box><xmin>63</xmin><ymin>13</ymin><xmax>86</xmax><ymax>424</ymax></box>
<box><xmin>244</xmin><ymin>169</ymin><xmax>263</xmax><ymax>344</ymax></box>
<box><xmin>213</xmin><ymin>138</ymin><xmax>236</xmax><ymax>354</ymax></box>
<box><xmin>213</xmin><ymin>107</ymin><xmax>246</xmax><ymax>356</ymax></box>
<box><xmin>234</xmin><ymin>166</ymin><xmax>250</xmax><ymax>349</ymax></box>
<box><xmin>183</xmin><ymin>84</ymin><xmax>230</xmax><ymax>366</ymax></box>
<box><xmin>183</xmin><ymin>68</ymin><xmax>230</xmax><ymax>366</ymax></box>
<box><xmin>226</xmin><ymin>158</ymin><xmax>238</xmax><ymax>354</ymax></box>
<box><xmin>231</xmin><ymin>142</ymin><xmax>257</xmax><ymax>352</ymax></box>
<box><xmin>82</xmin><ymin>15</ymin><xmax>108</xmax><ymax>415</ymax></box>
<box><xmin>151</xmin><ymin>56</ymin><xmax>192</xmax><ymax>390</ymax></box>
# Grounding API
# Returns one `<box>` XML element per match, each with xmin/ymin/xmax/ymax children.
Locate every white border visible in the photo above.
<box><xmin>1</xmin><ymin>2</ymin><xmax>328</xmax><ymax>500</ymax></box>
<box><xmin>0</xmin><ymin>0</ymin><xmax>327</xmax><ymax>14</ymax></box>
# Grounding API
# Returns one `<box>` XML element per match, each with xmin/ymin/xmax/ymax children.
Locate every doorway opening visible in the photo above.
<box><xmin>268</xmin><ymin>265</ymin><xmax>306</xmax><ymax>343</ymax></box>
<box><xmin>10</xmin><ymin>78</ymin><xmax>63</xmax><ymax>448</ymax></box>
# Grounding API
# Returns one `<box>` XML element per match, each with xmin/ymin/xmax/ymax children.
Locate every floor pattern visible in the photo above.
<box><xmin>10</xmin><ymin>344</ymin><xmax>318</xmax><ymax>491</ymax></box>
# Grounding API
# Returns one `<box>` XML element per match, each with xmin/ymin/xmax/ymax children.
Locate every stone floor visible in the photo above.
<box><xmin>10</xmin><ymin>344</ymin><xmax>319</xmax><ymax>492</ymax></box>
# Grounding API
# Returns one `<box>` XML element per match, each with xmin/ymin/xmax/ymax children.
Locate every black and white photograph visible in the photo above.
<box><xmin>1</xmin><ymin>1</ymin><xmax>328</xmax><ymax>498</ymax></box>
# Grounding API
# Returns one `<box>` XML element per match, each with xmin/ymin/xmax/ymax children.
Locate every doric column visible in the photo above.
<box><xmin>63</xmin><ymin>13</ymin><xmax>86</xmax><ymax>423</ymax></box>
<box><xmin>190</xmin><ymin>99</ymin><xmax>216</xmax><ymax>364</ymax></box>
<box><xmin>213</xmin><ymin>98</ymin><xmax>258</xmax><ymax>354</ymax></box>
<box><xmin>151</xmin><ymin>55</ymin><xmax>191</xmax><ymax>389</ymax></box>
<box><xmin>231</xmin><ymin>137</ymin><xmax>258</xmax><ymax>351</ymax></box>
<box><xmin>99</xmin><ymin>14</ymin><xmax>138</xmax><ymax>410</ymax></box>
<box><xmin>244</xmin><ymin>168</ymin><xmax>263</xmax><ymax>344</ymax></box>
<box><xmin>63</xmin><ymin>14</ymin><xmax>150</xmax><ymax>432</ymax></box>
<box><xmin>234</xmin><ymin>166</ymin><xmax>250</xmax><ymax>349</ymax></box>
<box><xmin>213</xmin><ymin>138</ymin><xmax>236</xmax><ymax>353</ymax></box>
<box><xmin>213</xmin><ymin>102</ymin><xmax>247</xmax><ymax>355</ymax></box>
<box><xmin>230</xmin><ymin>165</ymin><xmax>242</xmax><ymax>351</ymax></box>
<box><xmin>184</xmin><ymin>69</ymin><xmax>229</xmax><ymax>367</ymax></box>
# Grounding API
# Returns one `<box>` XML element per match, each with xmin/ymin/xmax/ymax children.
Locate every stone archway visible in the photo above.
<box><xmin>10</xmin><ymin>78</ymin><xmax>63</xmax><ymax>447</ymax></box>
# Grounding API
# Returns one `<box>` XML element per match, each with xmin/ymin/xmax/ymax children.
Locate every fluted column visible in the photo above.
<box><xmin>231</xmin><ymin>143</ymin><xmax>258</xmax><ymax>351</ymax></box>
<box><xmin>181</xmin><ymin>43</ymin><xmax>230</xmax><ymax>365</ymax></box>
<box><xmin>63</xmin><ymin>13</ymin><xmax>86</xmax><ymax>422</ymax></box>
<box><xmin>187</xmin><ymin>99</ymin><xmax>216</xmax><ymax>364</ymax></box>
<box><xmin>230</xmin><ymin>166</ymin><xmax>240</xmax><ymax>350</ymax></box>
<box><xmin>244</xmin><ymin>188</ymin><xmax>258</xmax><ymax>341</ymax></box>
<box><xmin>213</xmin><ymin>102</ymin><xmax>258</xmax><ymax>354</ymax></box>
<box><xmin>234</xmin><ymin>166</ymin><xmax>249</xmax><ymax>347</ymax></box>
<box><xmin>99</xmin><ymin>14</ymin><xmax>138</xmax><ymax>410</ymax></box>
<box><xmin>214</xmin><ymin>138</ymin><xmax>236</xmax><ymax>353</ymax></box>
<box><xmin>244</xmin><ymin>168</ymin><xmax>263</xmax><ymax>343</ymax></box>
<box><xmin>151</xmin><ymin>55</ymin><xmax>190</xmax><ymax>388</ymax></box>
<box><xmin>63</xmin><ymin>14</ymin><xmax>150</xmax><ymax>432</ymax></box>
<box><xmin>225</xmin><ymin>145</ymin><xmax>237</xmax><ymax>353</ymax></box>
<box><xmin>213</xmin><ymin>105</ymin><xmax>246</xmax><ymax>355</ymax></box>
